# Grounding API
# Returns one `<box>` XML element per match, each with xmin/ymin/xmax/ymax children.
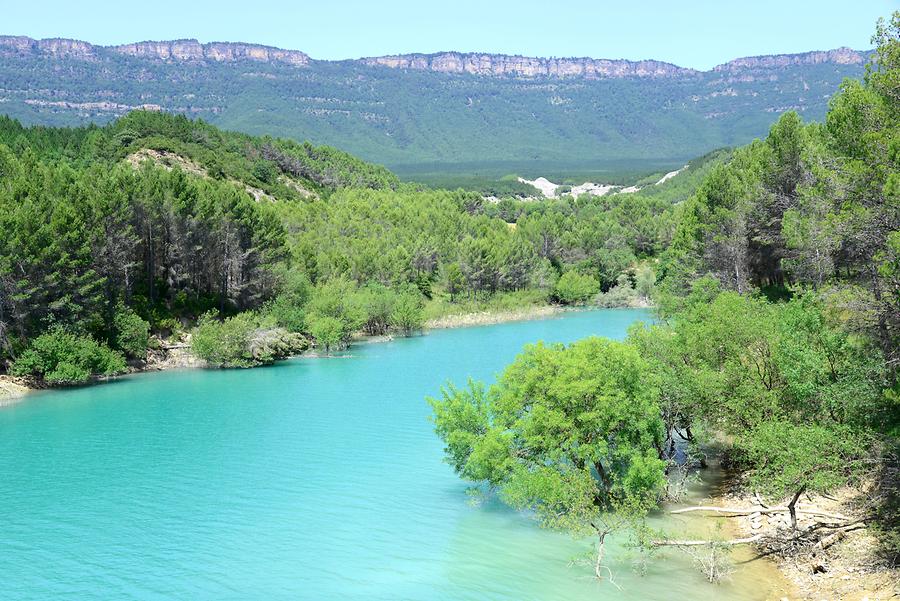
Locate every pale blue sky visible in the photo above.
<box><xmin>4</xmin><ymin>0</ymin><xmax>895</xmax><ymax>69</ymax></box>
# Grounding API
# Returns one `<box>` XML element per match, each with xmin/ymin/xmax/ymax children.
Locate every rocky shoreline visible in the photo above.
<box><xmin>696</xmin><ymin>476</ymin><xmax>897</xmax><ymax>599</ymax></box>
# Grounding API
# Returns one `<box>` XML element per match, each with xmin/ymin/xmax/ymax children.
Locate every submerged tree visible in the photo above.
<box><xmin>428</xmin><ymin>337</ymin><xmax>666</xmax><ymax>580</ymax></box>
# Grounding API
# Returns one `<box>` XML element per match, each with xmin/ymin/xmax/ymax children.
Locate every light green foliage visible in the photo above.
<box><xmin>634</xmin><ymin>264</ymin><xmax>656</xmax><ymax>299</ymax></box>
<box><xmin>112</xmin><ymin>304</ymin><xmax>150</xmax><ymax>359</ymax></box>
<box><xmin>306</xmin><ymin>316</ymin><xmax>346</xmax><ymax>354</ymax></box>
<box><xmin>11</xmin><ymin>328</ymin><xmax>126</xmax><ymax>384</ymax></box>
<box><xmin>304</xmin><ymin>278</ymin><xmax>366</xmax><ymax>350</ymax></box>
<box><xmin>191</xmin><ymin>312</ymin><xmax>259</xmax><ymax>368</ymax></box>
<box><xmin>741</xmin><ymin>421</ymin><xmax>869</xmax><ymax>527</ymax></box>
<box><xmin>264</xmin><ymin>270</ymin><xmax>311</xmax><ymax>333</ymax></box>
<box><xmin>390</xmin><ymin>288</ymin><xmax>425</xmax><ymax>335</ymax></box>
<box><xmin>774</xmin><ymin>294</ymin><xmax>888</xmax><ymax>427</ymax></box>
<box><xmin>429</xmin><ymin>337</ymin><xmax>666</xmax><ymax>538</ymax></box>
<box><xmin>553</xmin><ymin>271</ymin><xmax>600</xmax><ymax>305</ymax></box>
<box><xmin>191</xmin><ymin>311</ymin><xmax>308</xmax><ymax>367</ymax></box>
<box><xmin>356</xmin><ymin>283</ymin><xmax>399</xmax><ymax>336</ymax></box>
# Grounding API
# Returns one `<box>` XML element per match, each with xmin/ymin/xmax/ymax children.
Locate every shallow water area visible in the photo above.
<box><xmin>0</xmin><ymin>309</ymin><xmax>789</xmax><ymax>599</ymax></box>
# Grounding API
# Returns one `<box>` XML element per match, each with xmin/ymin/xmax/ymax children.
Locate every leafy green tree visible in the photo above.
<box><xmin>304</xmin><ymin>278</ymin><xmax>366</xmax><ymax>349</ymax></box>
<box><xmin>112</xmin><ymin>304</ymin><xmax>150</xmax><ymax>359</ymax></box>
<box><xmin>390</xmin><ymin>288</ymin><xmax>425</xmax><ymax>334</ymax></box>
<box><xmin>429</xmin><ymin>338</ymin><xmax>665</xmax><ymax>580</ymax></box>
<box><xmin>553</xmin><ymin>270</ymin><xmax>600</xmax><ymax>305</ymax></box>
<box><xmin>356</xmin><ymin>284</ymin><xmax>398</xmax><ymax>335</ymax></box>
<box><xmin>190</xmin><ymin>312</ymin><xmax>257</xmax><ymax>368</ymax></box>
<box><xmin>307</xmin><ymin>315</ymin><xmax>345</xmax><ymax>353</ymax></box>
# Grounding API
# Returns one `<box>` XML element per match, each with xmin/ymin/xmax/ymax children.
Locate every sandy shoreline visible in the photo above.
<box><xmin>0</xmin><ymin>375</ymin><xmax>32</xmax><ymax>405</ymax></box>
<box><xmin>424</xmin><ymin>304</ymin><xmax>563</xmax><ymax>329</ymax></box>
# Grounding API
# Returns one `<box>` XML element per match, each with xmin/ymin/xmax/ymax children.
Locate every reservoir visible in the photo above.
<box><xmin>0</xmin><ymin>309</ymin><xmax>787</xmax><ymax>599</ymax></box>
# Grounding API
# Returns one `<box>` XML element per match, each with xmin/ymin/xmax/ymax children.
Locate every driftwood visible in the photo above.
<box><xmin>670</xmin><ymin>505</ymin><xmax>849</xmax><ymax>521</ymax></box>
<box><xmin>652</xmin><ymin>534</ymin><xmax>762</xmax><ymax>547</ymax></box>
<box><xmin>813</xmin><ymin>524</ymin><xmax>866</xmax><ymax>550</ymax></box>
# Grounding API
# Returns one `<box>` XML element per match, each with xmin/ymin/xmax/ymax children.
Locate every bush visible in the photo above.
<box><xmin>553</xmin><ymin>271</ymin><xmax>600</xmax><ymax>305</ymax></box>
<box><xmin>264</xmin><ymin>269</ymin><xmax>312</xmax><ymax>333</ymax></box>
<box><xmin>307</xmin><ymin>315</ymin><xmax>346</xmax><ymax>353</ymax></box>
<box><xmin>265</xmin><ymin>295</ymin><xmax>307</xmax><ymax>333</ymax></box>
<box><xmin>595</xmin><ymin>274</ymin><xmax>639</xmax><ymax>308</ymax></box>
<box><xmin>357</xmin><ymin>283</ymin><xmax>398</xmax><ymax>335</ymax></box>
<box><xmin>305</xmin><ymin>278</ymin><xmax>366</xmax><ymax>349</ymax></box>
<box><xmin>191</xmin><ymin>312</ymin><xmax>258</xmax><ymax>368</ymax></box>
<box><xmin>390</xmin><ymin>288</ymin><xmax>425</xmax><ymax>334</ymax></box>
<box><xmin>113</xmin><ymin>304</ymin><xmax>150</xmax><ymax>359</ymax></box>
<box><xmin>11</xmin><ymin>328</ymin><xmax>127</xmax><ymax>385</ymax></box>
<box><xmin>192</xmin><ymin>311</ymin><xmax>308</xmax><ymax>367</ymax></box>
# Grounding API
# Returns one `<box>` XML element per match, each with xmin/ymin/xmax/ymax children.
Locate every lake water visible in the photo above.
<box><xmin>0</xmin><ymin>309</ymin><xmax>789</xmax><ymax>599</ymax></box>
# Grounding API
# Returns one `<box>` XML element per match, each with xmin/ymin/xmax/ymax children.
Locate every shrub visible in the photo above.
<box><xmin>390</xmin><ymin>288</ymin><xmax>425</xmax><ymax>334</ymax></box>
<box><xmin>191</xmin><ymin>311</ymin><xmax>307</xmax><ymax>367</ymax></box>
<box><xmin>265</xmin><ymin>295</ymin><xmax>307</xmax><ymax>333</ymax></box>
<box><xmin>305</xmin><ymin>278</ymin><xmax>366</xmax><ymax>349</ymax></box>
<box><xmin>191</xmin><ymin>312</ymin><xmax>257</xmax><ymax>368</ymax></box>
<box><xmin>307</xmin><ymin>315</ymin><xmax>346</xmax><ymax>353</ymax></box>
<box><xmin>113</xmin><ymin>304</ymin><xmax>150</xmax><ymax>359</ymax></box>
<box><xmin>11</xmin><ymin>328</ymin><xmax>127</xmax><ymax>385</ymax></box>
<box><xmin>595</xmin><ymin>274</ymin><xmax>639</xmax><ymax>308</ymax></box>
<box><xmin>357</xmin><ymin>284</ymin><xmax>398</xmax><ymax>335</ymax></box>
<box><xmin>553</xmin><ymin>271</ymin><xmax>600</xmax><ymax>305</ymax></box>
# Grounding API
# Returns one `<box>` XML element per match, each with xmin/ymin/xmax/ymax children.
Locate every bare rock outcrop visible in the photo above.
<box><xmin>0</xmin><ymin>36</ymin><xmax>309</xmax><ymax>66</ymax></box>
<box><xmin>362</xmin><ymin>52</ymin><xmax>696</xmax><ymax>79</ymax></box>
<box><xmin>713</xmin><ymin>47</ymin><xmax>866</xmax><ymax>72</ymax></box>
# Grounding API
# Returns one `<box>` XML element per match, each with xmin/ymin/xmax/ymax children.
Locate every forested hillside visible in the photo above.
<box><xmin>0</xmin><ymin>109</ymin><xmax>701</xmax><ymax>382</ymax></box>
<box><xmin>430</xmin><ymin>13</ymin><xmax>900</xmax><ymax>584</ymax></box>
<box><xmin>0</xmin><ymin>37</ymin><xmax>868</xmax><ymax>173</ymax></box>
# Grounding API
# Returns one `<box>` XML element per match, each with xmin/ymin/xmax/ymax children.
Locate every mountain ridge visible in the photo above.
<box><xmin>0</xmin><ymin>34</ymin><xmax>869</xmax><ymax>78</ymax></box>
<box><xmin>0</xmin><ymin>34</ymin><xmax>871</xmax><ymax>170</ymax></box>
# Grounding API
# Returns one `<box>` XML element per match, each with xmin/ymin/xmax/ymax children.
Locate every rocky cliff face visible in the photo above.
<box><xmin>0</xmin><ymin>35</ymin><xmax>868</xmax><ymax>77</ymax></box>
<box><xmin>111</xmin><ymin>40</ymin><xmax>310</xmax><ymax>65</ymax></box>
<box><xmin>362</xmin><ymin>52</ymin><xmax>696</xmax><ymax>79</ymax></box>
<box><xmin>0</xmin><ymin>36</ymin><xmax>97</xmax><ymax>59</ymax></box>
<box><xmin>713</xmin><ymin>47</ymin><xmax>866</xmax><ymax>71</ymax></box>
<box><xmin>0</xmin><ymin>36</ymin><xmax>309</xmax><ymax>65</ymax></box>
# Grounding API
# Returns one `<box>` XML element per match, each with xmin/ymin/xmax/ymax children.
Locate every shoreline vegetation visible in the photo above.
<box><xmin>0</xmin><ymin>300</ymin><xmax>650</xmax><ymax>403</ymax></box>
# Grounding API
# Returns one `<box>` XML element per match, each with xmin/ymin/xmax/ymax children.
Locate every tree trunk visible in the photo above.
<box><xmin>788</xmin><ymin>485</ymin><xmax>807</xmax><ymax>531</ymax></box>
<box><xmin>594</xmin><ymin>530</ymin><xmax>607</xmax><ymax>580</ymax></box>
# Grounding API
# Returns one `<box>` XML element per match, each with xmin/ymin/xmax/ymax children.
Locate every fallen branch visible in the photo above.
<box><xmin>814</xmin><ymin>525</ymin><xmax>866</xmax><ymax>550</ymax></box>
<box><xmin>652</xmin><ymin>534</ymin><xmax>762</xmax><ymax>547</ymax></box>
<box><xmin>670</xmin><ymin>505</ymin><xmax>849</xmax><ymax>521</ymax></box>
<box><xmin>753</xmin><ymin>491</ymin><xmax>769</xmax><ymax>508</ymax></box>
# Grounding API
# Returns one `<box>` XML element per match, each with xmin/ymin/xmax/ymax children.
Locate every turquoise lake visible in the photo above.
<box><xmin>0</xmin><ymin>309</ymin><xmax>788</xmax><ymax>600</ymax></box>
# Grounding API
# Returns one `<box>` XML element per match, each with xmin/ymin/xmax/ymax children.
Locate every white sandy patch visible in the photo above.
<box><xmin>570</xmin><ymin>182</ymin><xmax>618</xmax><ymax>197</ymax></box>
<box><xmin>655</xmin><ymin>165</ymin><xmax>688</xmax><ymax>185</ymax></box>
<box><xmin>516</xmin><ymin>165</ymin><xmax>689</xmax><ymax>200</ymax></box>
<box><xmin>518</xmin><ymin>176</ymin><xmax>559</xmax><ymax>197</ymax></box>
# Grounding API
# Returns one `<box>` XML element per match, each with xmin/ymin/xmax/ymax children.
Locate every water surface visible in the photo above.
<box><xmin>0</xmin><ymin>309</ymin><xmax>787</xmax><ymax>599</ymax></box>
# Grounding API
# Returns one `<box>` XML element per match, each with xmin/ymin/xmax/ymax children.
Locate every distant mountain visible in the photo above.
<box><xmin>0</xmin><ymin>36</ymin><xmax>870</xmax><ymax>174</ymax></box>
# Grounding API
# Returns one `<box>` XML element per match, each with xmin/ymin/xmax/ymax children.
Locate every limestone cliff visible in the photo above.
<box><xmin>713</xmin><ymin>47</ymin><xmax>866</xmax><ymax>71</ymax></box>
<box><xmin>361</xmin><ymin>52</ymin><xmax>696</xmax><ymax>79</ymax></box>
<box><xmin>0</xmin><ymin>35</ymin><xmax>867</xmax><ymax>77</ymax></box>
<box><xmin>0</xmin><ymin>36</ymin><xmax>309</xmax><ymax>65</ymax></box>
